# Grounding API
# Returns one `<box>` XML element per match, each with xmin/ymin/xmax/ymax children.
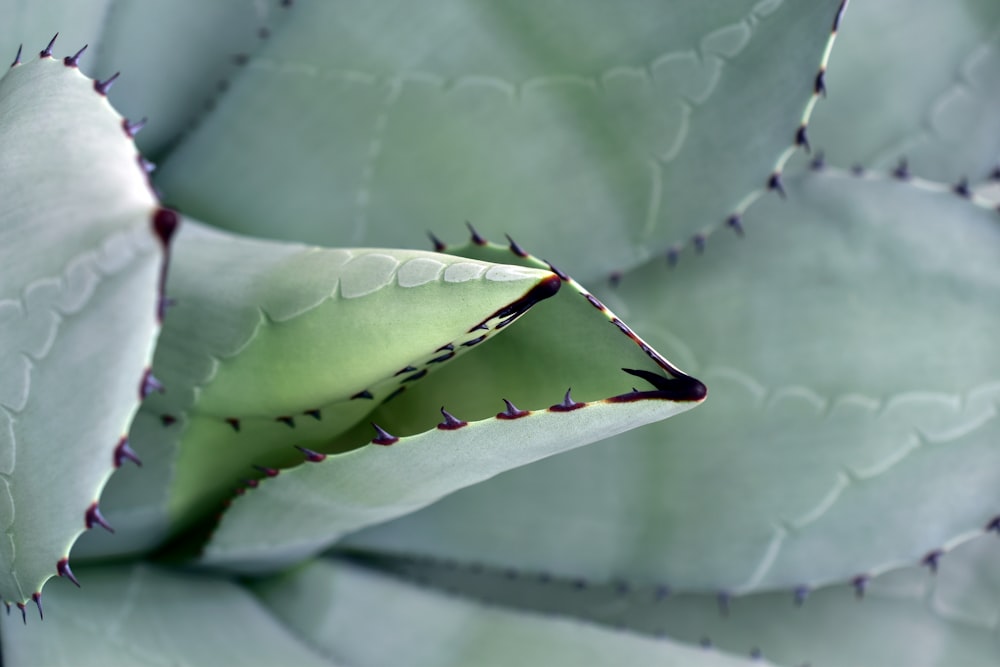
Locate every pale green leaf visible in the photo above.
<box><xmin>344</xmin><ymin>169</ymin><xmax>1000</xmax><ymax>593</ymax></box>
<box><xmin>252</xmin><ymin>558</ymin><xmax>773</xmax><ymax>667</ymax></box>
<box><xmin>155</xmin><ymin>0</ymin><xmax>844</xmax><ymax>280</ymax></box>
<box><xmin>374</xmin><ymin>533</ymin><xmax>1000</xmax><ymax>667</ymax></box>
<box><xmin>808</xmin><ymin>0</ymin><xmax>1000</xmax><ymax>181</ymax></box>
<box><xmin>0</xmin><ymin>563</ymin><xmax>337</xmax><ymax>666</ymax></box>
<box><xmin>0</xmin><ymin>54</ymin><xmax>165</xmax><ymax>602</ymax></box>
<box><xmin>76</xmin><ymin>220</ymin><xmax>562</xmax><ymax>557</ymax></box>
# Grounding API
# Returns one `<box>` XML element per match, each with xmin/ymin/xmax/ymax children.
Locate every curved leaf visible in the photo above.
<box><xmin>808</xmin><ymin>0</ymin><xmax>1000</xmax><ymax>181</ymax></box>
<box><xmin>0</xmin><ymin>0</ymin><xmax>294</xmax><ymax>157</ymax></box>
<box><xmin>0</xmin><ymin>563</ymin><xmax>336</xmax><ymax>666</ymax></box>
<box><xmin>155</xmin><ymin>0</ymin><xmax>845</xmax><ymax>280</ymax></box>
<box><xmin>200</xmin><ymin>241</ymin><xmax>704</xmax><ymax>571</ymax></box>
<box><xmin>344</xmin><ymin>169</ymin><xmax>1000</xmax><ymax>593</ymax></box>
<box><xmin>75</xmin><ymin>220</ymin><xmax>562</xmax><ymax>557</ymax></box>
<box><xmin>0</xmin><ymin>48</ymin><xmax>168</xmax><ymax>604</ymax></box>
<box><xmin>252</xmin><ymin>558</ymin><xmax>772</xmax><ymax>667</ymax></box>
<box><xmin>372</xmin><ymin>534</ymin><xmax>1000</xmax><ymax>667</ymax></box>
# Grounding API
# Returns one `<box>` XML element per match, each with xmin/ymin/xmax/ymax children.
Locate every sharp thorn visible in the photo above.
<box><xmin>276</xmin><ymin>416</ymin><xmax>295</xmax><ymax>428</ymax></box>
<box><xmin>123</xmin><ymin>117</ymin><xmax>148</xmax><ymax>137</ymax></box>
<box><xmin>304</xmin><ymin>408</ymin><xmax>322</xmax><ymax>420</ymax></box>
<box><xmin>114</xmin><ymin>437</ymin><xmax>142</xmax><ymax>468</ymax></box>
<box><xmin>94</xmin><ymin>72</ymin><xmax>120</xmax><ymax>96</ymax></box>
<box><xmin>32</xmin><ymin>593</ymin><xmax>42</xmax><ymax>621</ymax></box>
<box><xmin>767</xmin><ymin>172</ymin><xmax>786</xmax><ymax>198</ymax></box>
<box><xmin>57</xmin><ymin>559</ymin><xmax>80</xmax><ymax>588</ymax></box>
<box><xmin>466</xmin><ymin>221</ymin><xmax>486</xmax><ymax>245</ymax></box>
<box><xmin>11</xmin><ymin>44</ymin><xmax>22</xmax><ymax>67</ymax></box>
<box><xmin>252</xmin><ymin>465</ymin><xmax>280</xmax><ymax>477</ymax></box>
<box><xmin>505</xmin><ymin>234</ymin><xmax>528</xmax><ymax>258</ymax></box>
<box><xmin>814</xmin><ymin>69</ymin><xmax>827</xmax><ymax>96</ymax></box>
<box><xmin>437</xmin><ymin>407</ymin><xmax>468</xmax><ymax>430</ymax></box>
<box><xmin>497</xmin><ymin>398</ymin><xmax>529</xmax><ymax>419</ymax></box>
<box><xmin>549</xmin><ymin>388</ymin><xmax>584</xmax><ymax>412</ymax></box>
<box><xmin>427</xmin><ymin>231</ymin><xmax>446</xmax><ymax>252</ymax></box>
<box><xmin>795</xmin><ymin>124</ymin><xmax>810</xmax><ymax>153</ymax></box>
<box><xmin>726</xmin><ymin>214</ymin><xmax>744</xmax><ymax>236</ymax></box>
<box><xmin>41</xmin><ymin>33</ymin><xmax>58</xmax><ymax>58</ymax></box>
<box><xmin>294</xmin><ymin>445</ymin><xmax>327</xmax><ymax>462</ymax></box>
<box><xmin>17</xmin><ymin>602</ymin><xmax>25</xmax><ymax>625</ymax></box>
<box><xmin>371</xmin><ymin>423</ymin><xmax>399</xmax><ymax>446</ymax></box>
<box><xmin>63</xmin><ymin>44</ymin><xmax>87</xmax><ymax>67</ymax></box>
<box><xmin>543</xmin><ymin>260</ymin><xmax>569</xmax><ymax>281</ymax></box>
<box><xmin>85</xmin><ymin>503</ymin><xmax>114</xmax><ymax>533</ymax></box>
<box><xmin>3</xmin><ymin>600</ymin><xmax>9</xmax><ymax>615</ymax></box>
<box><xmin>140</xmin><ymin>369</ymin><xmax>164</xmax><ymax>399</ymax></box>
<box><xmin>225</xmin><ymin>417</ymin><xmax>241</xmax><ymax>432</ymax></box>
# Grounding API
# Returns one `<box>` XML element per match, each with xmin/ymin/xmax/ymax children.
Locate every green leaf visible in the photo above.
<box><xmin>76</xmin><ymin>220</ymin><xmax>564</xmax><ymax>557</ymax></box>
<box><xmin>808</xmin><ymin>0</ymin><xmax>1000</xmax><ymax>181</ymax></box>
<box><xmin>154</xmin><ymin>0</ymin><xmax>844</xmax><ymax>280</ymax></box>
<box><xmin>0</xmin><ymin>0</ymin><xmax>294</xmax><ymax>157</ymax></box>
<box><xmin>372</xmin><ymin>533</ymin><xmax>1000</xmax><ymax>667</ymax></box>
<box><xmin>200</xmin><ymin>238</ymin><xmax>703</xmax><ymax>572</ymax></box>
<box><xmin>343</xmin><ymin>169</ymin><xmax>1000</xmax><ymax>593</ymax></box>
<box><xmin>0</xmin><ymin>51</ymin><xmax>167</xmax><ymax>603</ymax></box>
<box><xmin>251</xmin><ymin>558</ymin><xmax>772</xmax><ymax>667</ymax></box>
<box><xmin>0</xmin><ymin>563</ymin><xmax>336</xmax><ymax>665</ymax></box>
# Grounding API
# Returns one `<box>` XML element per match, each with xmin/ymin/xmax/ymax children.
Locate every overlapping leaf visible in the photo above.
<box><xmin>75</xmin><ymin>220</ymin><xmax>566</xmax><ymax>557</ymax></box>
<box><xmin>252</xmin><ymin>558</ymin><xmax>771</xmax><ymax>667</ymax></box>
<box><xmin>0</xmin><ymin>563</ymin><xmax>336</xmax><ymax>666</ymax></box>
<box><xmin>200</xmin><ymin>235</ymin><xmax>704</xmax><ymax>571</ymax></box>
<box><xmin>372</xmin><ymin>534</ymin><xmax>1000</xmax><ymax>666</ymax></box>
<box><xmin>344</xmin><ymin>169</ymin><xmax>1000</xmax><ymax>593</ymax></box>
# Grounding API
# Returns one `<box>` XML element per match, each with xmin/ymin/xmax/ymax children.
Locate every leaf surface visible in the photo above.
<box><xmin>0</xmin><ymin>51</ymin><xmax>167</xmax><ymax>603</ymax></box>
<box><xmin>75</xmin><ymin>220</ymin><xmax>563</xmax><ymax>558</ymax></box>
<box><xmin>344</xmin><ymin>170</ymin><xmax>1000</xmax><ymax>593</ymax></box>
<box><xmin>808</xmin><ymin>0</ymin><xmax>1000</xmax><ymax>181</ymax></box>
<box><xmin>0</xmin><ymin>563</ymin><xmax>337</xmax><ymax>666</ymax></box>
<box><xmin>200</xmin><ymin>239</ymin><xmax>703</xmax><ymax>571</ymax></box>
<box><xmin>252</xmin><ymin>558</ymin><xmax>772</xmax><ymax>667</ymax></box>
<box><xmin>155</xmin><ymin>0</ymin><xmax>844</xmax><ymax>280</ymax></box>
<box><xmin>373</xmin><ymin>534</ymin><xmax>1000</xmax><ymax>667</ymax></box>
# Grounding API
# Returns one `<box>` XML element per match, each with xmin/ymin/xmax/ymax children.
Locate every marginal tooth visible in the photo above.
<box><xmin>85</xmin><ymin>503</ymin><xmax>114</xmax><ymax>533</ymax></box>
<box><xmin>94</xmin><ymin>72</ymin><xmax>121</xmax><ymax>96</ymax></box>
<box><xmin>114</xmin><ymin>437</ymin><xmax>142</xmax><ymax>468</ymax></box>
<box><xmin>428</xmin><ymin>231</ymin><xmax>446</xmax><ymax>252</ymax></box>
<box><xmin>252</xmin><ymin>465</ymin><xmax>280</xmax><ymax>477</ymax></box>
<box><xmin>63</xmin><ymin>44</ymin><xmax>87</xmax><ymax>68</ymax></box>
<box><xmin>496</xmin><ymin>398</ymin><xmax>529</xmax><ymax>420</ymax></box>
<box><xmin>371</xmin><ymin>423</ymin><xmax>399</xmax><ymax>446</ymax></box>
<box><xmin>40</xmin><ymin>33</ymin><xmax>58</xmax><ymax>58</ymax></box>
<box><xmin>505</xmin><ymin>234</ymin><xmax>528</xmax><ymax>258</ymax></box>
<box><xmin>294</xmin><ymin>445</ymin><xmax>327</xmax><ymax>462</ymax></box>
<box><xmin>549</xmin><ymin>388</ymin><xmax>584</xmax><ymax>412</ymax></box>
<box><xmin>465</xmin><ymin>221</ymin><xmax>486</xmax><ymax>245</ymax></box>
<box><xmin>57</xmin><ymin>558</ymin><xmax>81</xmax><ymax>587</ymax></box>
<box><xmin>437</xmin><ymin>407</ymin><xmax>468</xmax><ymax>430</ymax></box>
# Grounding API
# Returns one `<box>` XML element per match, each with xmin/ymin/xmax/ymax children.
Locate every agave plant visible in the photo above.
<box><xmin>2</xmin><ymin>0</ymin><xmax>1000</xmax><ymax>665</ymax></box>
